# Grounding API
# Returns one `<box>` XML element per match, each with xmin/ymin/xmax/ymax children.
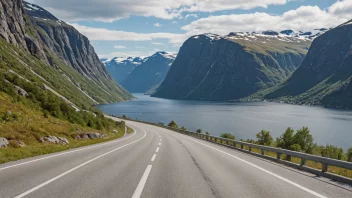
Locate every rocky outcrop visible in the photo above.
<box><xmin>121</xmin><ymin>52</ymin><xmax>176</xmax><ymax>93</ymax></box>
<box><xmin>265</xmin><ymin>19</ymin><xmax>352</xmax><ymax>108</ymax></box>
<box><xmin>39</xmin><ymin>136</ymin><xmax>69</xmax><ymax>145</ymax></box>
<box><xmin>153</xmin><ymin>33</ymin><xmax>310</xmax><ymax>101</ymax></box>
<box><xmin>73</xmin><ymin>132</ymin><xmax>106</xmax><ymax>140</ymax></box>
<box><xmin>0</xmin><ymin>137</ymin><xmax>9</xmax><ymax>147</ymax></box>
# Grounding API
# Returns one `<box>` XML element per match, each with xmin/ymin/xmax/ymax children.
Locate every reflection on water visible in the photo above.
<box><xmin>98</xmin><ymin>93</ymin><xmax>352</xmax><ymax>150</ymax></box>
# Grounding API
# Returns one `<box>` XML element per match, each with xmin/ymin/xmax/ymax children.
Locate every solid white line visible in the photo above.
<box><xmin>132</xmin><ymin>165</ymin><xmax>152</xmax><ymax>198</ymax></box>
<box><xmin>151</xmin><ymin>154</ymin><xmax>157</xmax><ymax>162</ymax></box>
<box><xmin>155</xmin><ymin>147</ymin><xmax>159</xmax><ymax>153</ymax></box>
<box><xmin>0</xmin><ymin>127</ymin><xmax>138</xmax><ymax>172</ymax></box>
<box><xmin>14</xmin><ymin>130</ymin><xmax>147</xmax><ymax>198</ymax></box>
<box><xmin>183</xmin><ymin>136</ymin><xmax>327</xmax><ymax>198</ymax></box>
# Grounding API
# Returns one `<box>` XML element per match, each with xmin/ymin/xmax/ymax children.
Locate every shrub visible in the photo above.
<box><xmin>321</xmin><ymin>145</ymin><xmax>347</xmax><ymax>161</ymax></box>
<box><xmin>196</xmin><ymin>129</ymin><xmax>202</xmax><ymax>134</ymax></box>
<box><xmin>220</xmin><ymin>133</ymin><xmax>235</xmax><ymax>140</ymax></box>
<box><xmin>256</xmin><ymin>130</ymin><xmax>273</xmax><ymax>146</ymax></box>
<box><xmin>348</xmin><ymin>148</ymin><xmax>352</xmax><ymax>162</ymax></box>
<box><xmin>168</xmin><ymin>120</ymin><xmax>178</xmax><ymax>128</ymax></box>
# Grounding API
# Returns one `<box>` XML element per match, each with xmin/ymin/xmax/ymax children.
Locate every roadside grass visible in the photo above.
<box><xmin>0</xmin><ymin>92</ymin><xmax>126</xmax><ymax>164</ymax></box>
<box><xmin>126</xmin><ymin>126</ymin><xmax>134</xmax><ymax>134</ymax></box>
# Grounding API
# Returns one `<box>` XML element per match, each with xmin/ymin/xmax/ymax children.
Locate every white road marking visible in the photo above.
<box><xmin>183</xmin><ymin>136</ymin><xmax>327</xmax><ymax>198</ymax></box>
<box><xmin>151</xmin><ymin>154</ymin><xmax>157</xmax><ymax>162</ymax></box>
<box><xmin>0</xmin><ymin>127</ymin><xmax>137</xmax><ymax>172</ymax></box>
<box><xmin>132</xmin><ymin>165</ymin><xmax>152</xmax><ymax>198</ymax></box>
<box><xmin>156</xmin><ymin>147</ymin><xmax>160</xmax><ymax>153</ymax></box>
<box><xmin>14</xmin><ymin>130</ymin><xmax>147</xmax><ymax>198</ymax></box>
<box><xmin>159</xmin><ymin>143</ymin><xmax>161</xmax><ymax>146</ymax></box>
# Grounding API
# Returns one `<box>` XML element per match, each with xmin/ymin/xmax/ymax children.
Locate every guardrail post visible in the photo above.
<box><xmin>300</xmin><ymin>158</ymin><xmax>306</xmax><ymax>166</ymax></box>
<box><xmin>249</xmin><ymin>147</ymin><xmax>252</xmax><ymax>152</ymax></box>
<box><xmin>241</xmin><ymin>144</ymin><xmax>244</xmax><ymax>150</ymax></box>
<box><xmin>322</xmin><ymin>164</ymin><xmax>328</xmax><ymax>173</ymax></box>
<box><xmin>261</xmin><ymin>149</ymin><xmax>265</xmax><ymax>156</ymax></box>
<box><xmin>277</xmin><ymin>153</ymin><xmax>281</xmax><ymax>160</ymax></box>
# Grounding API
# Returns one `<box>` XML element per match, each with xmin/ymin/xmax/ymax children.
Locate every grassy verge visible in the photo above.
<box><xmin>126</xmin><ymin>126</ymin><xmax>134</xmax><ymax>134</ymax></box>
<box><xmin>0</xmin><ymin>92</ymin><xmax>127</xmax><ymax>164</ymax></box>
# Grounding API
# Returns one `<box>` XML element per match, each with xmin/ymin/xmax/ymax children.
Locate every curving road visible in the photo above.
<box><xmin>0</xmin><ymin>118</ymin><xmax>351</xmax><ymax>198</ymax></box>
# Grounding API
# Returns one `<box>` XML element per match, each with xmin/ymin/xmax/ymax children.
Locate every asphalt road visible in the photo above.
<box><xmin>0</xmin><ymin>118</ymin><xmax>351</xmax><ymax>198</ymax></box>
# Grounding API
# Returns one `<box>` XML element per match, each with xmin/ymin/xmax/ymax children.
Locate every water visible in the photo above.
<box><xmin>98</xmin><ymin>93</ymin><xmax>352</xmax><ymax>150</ymax></box>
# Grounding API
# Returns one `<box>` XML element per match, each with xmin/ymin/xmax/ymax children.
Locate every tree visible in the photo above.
<box><xmin>181</xmin><ymin>126</ymin><xmax>187</xmax><ymax>131</ymax></box>
<box><xmin>196</xmin><ymin>129</ymin><xmax>202</xmax><ymax>134</ymax></box>
<box><xmin>168</xmin><ymin>120</ymin><xmax>178</xmax><ymax>128</ymax></box>
<box><xmin>276</xmin><ymin>127</ymin><xmax>294</xmax><ymax>150</ymax></box>
<box><xmin>256</xmin><ymin>130</ymin><xmax>273</xmax><ymax>146</ymax></box>
<box><xmin>220</xmin><ymin>133</ymin><xmax>235</xmax><ymax>140</ymax></box>
<box><xmin>293</xmin><ymin>127</ymin><xmax>314</xmax><ymax>154</ymax></box>
<box><xmin>321</xmin><ymin>145</ymin><xmax>347</xmax><ymax>161</ymax></box>
<box><xmin>347</xmin><ymin>148</ymin><xmax>352</xmax><ymax>162</ymax></box>
<box><xmin>205</xmin><ymin>132</ymin><xmax>209</xmax><ymax>135</ymax></box>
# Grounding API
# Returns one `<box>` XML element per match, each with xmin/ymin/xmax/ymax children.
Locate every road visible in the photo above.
<box><xmin>0</xmin><ymin>118</ymin><xmax>351</xmax><ymax>198</ymax></box>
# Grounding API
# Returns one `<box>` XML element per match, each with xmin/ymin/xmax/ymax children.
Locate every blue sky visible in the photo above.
<box><xmin>27</xmin><ymin>0</ymin><xmax>351</xmax><ymax>58</ymax></box>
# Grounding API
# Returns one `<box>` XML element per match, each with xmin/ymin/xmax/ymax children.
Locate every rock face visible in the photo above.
<box><xmin>265</xmin><ymin>20</ymin><xmax>352</xmax><ymax>108</ymax></box>
<box><xmin>40</xmin><ymin>136</ymin><xmax>69</xmax><ymax>145</ymax></box>
<box><xmin>0</xmin><ymin>137</ymin><xmax>9</xmax><ymax>147</ymax></box>
<box><xmin>0</xmin><ymin>0</ymin><xmax>133</xmax><ymax>106</ymax></box>
<box><xmin>104</xmin><ymin>57</ymin><xmax>145</xmax><ymax>83</ymax></box>
<box><xmin>153</xmin><ymin>33</ymin><xmax>311</xmax><ymax>101</ymax></box>
<box><xmin>121</xmin><ymin>52</ymin><xmax>176</xmax><ymax>93</ymax></box>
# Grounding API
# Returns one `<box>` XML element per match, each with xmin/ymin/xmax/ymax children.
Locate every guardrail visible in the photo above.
<box><xmin>112</xmin><ymin>115</ymin><xmax>352</xmax><ymax>185</ymax></box>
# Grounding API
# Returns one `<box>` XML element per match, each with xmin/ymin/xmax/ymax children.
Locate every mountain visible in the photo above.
<box><xmin>103</xmin><ymin>57</ymin><xmax>146</xmax><ymax>83</ymax></box>
<box><xmin>0</xmin><ymin>0</ymin><xmax>133</xmax><ymax>109</ymax></box>
<box><xmin>121</xmin><ymin>52</ymin><xmax>176</xmax><ymax>93</ymax></box>
<box><xmin>264</xmin><ymin>20</ymin><xmax>352</xmax><ymax>108</ymax></box>
<box><xmin>152</xmin><ymin>31</ymin><xmax>314</xmax><ymax>101</ymax></box>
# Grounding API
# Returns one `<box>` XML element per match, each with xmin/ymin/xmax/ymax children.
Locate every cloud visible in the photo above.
<box><xmin>181</xmin><ymin>2</ymin><xmax>352</xmax><ymax>36</ymax></box>
<box><xmin>27</xmin><ymin>0</ymin><xmax>289</xmax><ymax>22</ymax></box>
<box><xmin>113</xmin><ymin>45</ymin><xmax>126</xmax><ymax>49</ymax></box>
<box><xmin>152</xmin><ymin>42</ymin><xmax>165</xmax><ymax>45</ymax></box>
<box><xmin>185</xmin><ymin>14</ymin><xmax>198</xmax><ymax>19</ymax></box>
<box><xmin>153</xmin><ymin>23</ymin><xmax>162</xmax><ymax>27</ymax></box>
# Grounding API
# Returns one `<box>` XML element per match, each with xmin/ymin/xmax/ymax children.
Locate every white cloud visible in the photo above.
<box><xmin>27</xmin><ymin>0</ymin><xmax>289</xmax><ymax>22</ymax></box>
<box><xmin>152</xmin><ymin>42</ymin><xmax>165</xmax><ymax>45</ymax></box>
<box><xmin>182</xmin><ymin>2</ymin><xmax>352</xmax><ymax>36</ymax></box>
<box><xmin>113</xmin><ymin>45</ymin><xmax>126</xmax><ymax>49</ymax></box>
<box><xmin>185</xmin><ymin>14</ymin><xmax>198</xmax><ymax>19</ymax></box>
<box><xmin>153</xmin><ymin>23</ymin><xmax>162</xmax><ymax>27</ymax></box>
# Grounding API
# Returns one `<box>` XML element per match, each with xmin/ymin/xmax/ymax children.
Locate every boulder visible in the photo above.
<box><xmin>112</xmin><ymin>130</ymin><xmax>118</xmax><ymax>133</ymax></box>
<box><xmin>40</xmin><ymin>136</ymin><xmax>69</xmax><ymax>145</ymax></box>
<box><xmin>14</xmin><ymin>85</ymin><xmax>28</xmax><ymax>97</ymax></box>
<box><xmin>0</xmin><ymin>137</ymin><xmax>9</xmax><ymax>147</ymax></box>
<box><xmin>87</xmin><ymin>133</ymin><xmax>102</xmax><ymax>139</ymax></box>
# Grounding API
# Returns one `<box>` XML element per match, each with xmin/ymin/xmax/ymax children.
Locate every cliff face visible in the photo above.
<box><xmin>153</xmin><ymin>33</ymin><xmax>310</xmax><ymax>101</ymax></box>
<box><xmin>265</xmin><ymin>20</ymin><xmax>352</xmax><ymax>108</ymax></box>
<box><xmin>0</xmin><ymin>0</ymin><xmax>133</xmax><ymax>107</ymax></box>
<box><xmin>121</xmin><ymin>52</ymin><xmax>176</xmax><ymax>93</ymax></box>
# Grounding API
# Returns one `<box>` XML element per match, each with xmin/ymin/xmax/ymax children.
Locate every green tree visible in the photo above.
<box><xmin>293</xmin><ymin>127</ymin><xmax>314</xmax><ymax>154</ymax></box>
<box><xmin>256</xmin><ymin>130</ymin><xmax>273</xmax><ymax>146</ymax></box>
<box><xmin>220</xmin><ymin>133</ymin><xmax>235</xmax><ymax>140</ymax></box>
<box><xmin>181</xmin><ymin>126</ymin><xmax>187</xmax><ymax>131</ymax></box>
<box><xmin>276</xmin><ymin>127</ymin><xmax>294</xmax><ymax>150</ymax></box>
<box><xmin>348</xmin><ymin>148</ymin><xmax>352</xmax><ymax>162</ymax></box>
<box><xmin>205</xmin><ymin>132</ymin><xmax>209</xmax><ymax>135</ymax></box>
<box><xmin>168</xmin><ymin>120</ymin><xmax>178</xmax><ymax>128</ymax></box>
<box><xmin>196</xmin><ymin>129</ymin><xmax>202</xmax><ymax>134</ymax></box>
<box><xmin>321</xmin><ymin>145</ymin><xmax>347</xmax><ymax>161</ymax></box>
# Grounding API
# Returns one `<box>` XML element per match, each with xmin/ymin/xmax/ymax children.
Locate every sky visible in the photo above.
<box><xmin>26</xmin><ymin>0</ymin><xmax>352</xmax><ymax>59</ymax></box>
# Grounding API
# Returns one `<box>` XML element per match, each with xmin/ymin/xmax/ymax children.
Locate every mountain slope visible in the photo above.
<box><xmin>2</xmin><ymin>1</ymin><xmax>132</xmax><ymax>108</ymax></box>
<box><xmin>121</xmin><ymin>52</ymin><xmax>176</xmax><ymax>93</ymax></box>
<box><xmin>152</xmin><ymin>32</ymin><xmax>311</xmax><ymax>101</ymax></box>
<box><xmin>104</xmin><ymin>57</ymin><xmax>145</xmax><ymax>83</ymax></box>
<box><xmin>264</xmin><ymin>20</ymin><xmax>352</xmax><ymax>108</ymax></box>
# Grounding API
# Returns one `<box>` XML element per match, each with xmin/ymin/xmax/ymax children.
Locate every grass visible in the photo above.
<box><xmin>0</xmin><ymin>92</ymin><xmax>126</xmax><ymax>164</ymax></box>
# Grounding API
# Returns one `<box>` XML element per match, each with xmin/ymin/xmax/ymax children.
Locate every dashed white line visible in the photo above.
<box><xmin>159</xmin><ymin>143</ymin><xmax>161</xmax><ymax>146</ymax></box>
<box><xmin>14</xmin><ymin>130</ymin><xmax>147</xmax><ymax>198</ymax></box>
<box><xmin>156</xmin><ymin>147</ymin><xmax>160</xmax><ymax>153</ymax></box>
<box><xmin>183</xmin><ymin>136</ymin><xmax>327</xmax><ymax>198</ymax></box>
<box><xmin>151</xmin><ymin>154</ymin><xmax>157</xmax><ymax>162</ymax></box>
<box><xmin>132</xmin><ymin>165</ymin><xmax>152</xmax><ymax>198</ymax></box>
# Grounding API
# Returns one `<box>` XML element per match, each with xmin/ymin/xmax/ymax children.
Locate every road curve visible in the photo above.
<box><xmin>0</xmin><ymin>118</ymin><xmax>351</xmax><ymax>198</ymax></box>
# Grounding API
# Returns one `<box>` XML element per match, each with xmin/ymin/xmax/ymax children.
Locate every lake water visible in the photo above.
<box><xmin>98</xmin><ymin>93</ymin><xmax>352</xmax><ymax>150</ymax></box>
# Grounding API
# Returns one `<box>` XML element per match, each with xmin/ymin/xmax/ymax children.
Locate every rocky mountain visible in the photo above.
<box><xmin>0</xmin><ymin>0</ymin><xmax>133</xmax><ymax>110</ymax></box>
<box><xmin>121</xmin><ymin>52</ymin><xmax>176</xmax><ymax>93</ymax></box>
<box><xmin>103</xmin><ymin>57</ymin><xmax>146</xmax><ymax>83</ymax></box>
<box><xmin>264</xmin><ymin>20</ymin><xmax>352</xmax><ymax>108</ymax></box>
<box><xmin>152</xmin><ymin>31</ymin><xmax>313</xmax><ymax>101</ymax></box>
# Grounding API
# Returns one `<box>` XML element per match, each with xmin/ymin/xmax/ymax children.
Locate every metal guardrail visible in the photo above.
<box><xmin>113</xmin><ymin>116</ymin><xmax>352</xmax><ymax>185</ymax></box>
